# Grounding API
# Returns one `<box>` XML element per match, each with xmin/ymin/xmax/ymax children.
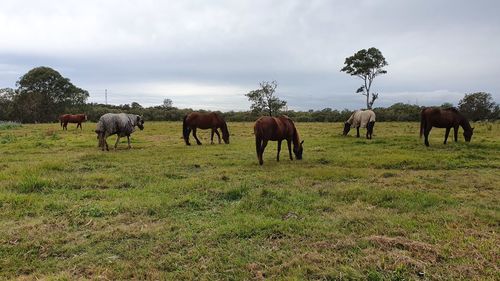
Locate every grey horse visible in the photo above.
<box><xmin>95</xmin><ymin>113</ymin><xmax>144</xmax><ymax>151</ymax></box>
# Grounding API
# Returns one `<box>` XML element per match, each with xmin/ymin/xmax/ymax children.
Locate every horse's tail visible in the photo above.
<box><xmin>255</xmin><ymin>134</ymin><xmax>261</xmax><ymax>157</ymax></box>
<box><xmin>368</xmin><ymin>110</ymin><xmax>376</xmax><ymax>123</ymax></box>
<box><xmin>420</xmin><ymin>110</ymin><xmax>425</xmax><ymax>138</ymax></box>
<box><xmin>182</xmin><ymin>114</ymin><xmax>190</xmax><ymax>144</ymax></box>
<box><xmin>254</xmin><ymin>122</ymin><xmax>262</xmax><ymax>154</ymax></box>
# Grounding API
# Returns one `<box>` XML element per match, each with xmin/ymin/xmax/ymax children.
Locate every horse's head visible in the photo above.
<box><xmin>293</xmin><ymin>140</ymin><xmax>304</xmax><ymax>160</ymax></box>
<box><xmin>221</xmin><ymin>122</ymin><xmax>230</xmax><ymax>144</ymax></box>
<box><xmin>342</xmin><ymin>122</ymin><xmax>351</xmax><ymax>136</ymax></box>
<box><xmin>136</xmin><ymin>115</ymin><xmax>145</xmax><ymax>130</ymax></box>
<box><xmin>463</xmin><ymin>127</ymin><xmax>474</xmax><ymax>142</ymax></box>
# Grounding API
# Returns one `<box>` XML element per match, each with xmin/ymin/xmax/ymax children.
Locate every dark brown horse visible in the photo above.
<box><xmin>59</xmin><ymin>114</ymin><xmax>87</xmax><ymax>130</ymax></box>
<box><xmin>183</xmin><ymin>112</ymin><xmax>229</xmax><ymax>145</ymax></box>
<box><xmin>420</xmin><ymin>107</ymin><xmax>474</xmax><ymax>146</ymax></box>
<box><xmin>254</xmin><ymin>116</ymin><xmax>303</xmax><ymax>165</ymax></box>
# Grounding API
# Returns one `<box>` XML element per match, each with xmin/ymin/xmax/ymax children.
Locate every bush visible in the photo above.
<box><xmin>0</xmin><ymin>121</ymin><xmax>21</xmax><ymax>130</ymax></box>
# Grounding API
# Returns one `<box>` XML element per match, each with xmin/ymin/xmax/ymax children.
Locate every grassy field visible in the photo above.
<box><xmin>0</xmin><ymin>121</ymin><xmax>498</xmax><ymax>280</ymax></box>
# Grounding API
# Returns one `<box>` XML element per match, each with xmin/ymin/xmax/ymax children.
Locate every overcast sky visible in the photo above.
<box><xmin>1</xmin><ymin>0</ymin><xmax>499</xmax><ymax>111</ymax></box>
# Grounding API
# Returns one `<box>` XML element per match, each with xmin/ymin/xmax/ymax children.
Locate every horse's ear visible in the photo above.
<box><xmin>472</xmin><ymin>127</ymin><xmax>475</xmax><ymax>131</ymax></box>
<box><xmin>300</xmin><ymin>140</ymin><xmax>304</xmax><ymax>145</ymax></box>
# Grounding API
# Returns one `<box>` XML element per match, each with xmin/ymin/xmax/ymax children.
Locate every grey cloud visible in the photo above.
<box><xmin>1</xmin><ymin>0</ymin><xmax>499</xmax><ymax>110</ymax></box>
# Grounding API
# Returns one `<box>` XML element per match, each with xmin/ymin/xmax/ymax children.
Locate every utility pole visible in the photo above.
<box><xmin>105</xmin><ymin>89</ymin><xmax>108</xmax><ymax>105</ymax></box>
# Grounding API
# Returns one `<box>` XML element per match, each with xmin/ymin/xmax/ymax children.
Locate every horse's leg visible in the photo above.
<box><xmin>114</xmin><ymin>136</ymin><xmax>121</xmax><ymax>150</ymax></box>
<box><xmin>453</xmin><ymin>125</ymin><xmax>459</xmax><ymax>142</ymax></box>
<box><xmin>97</xmin><ymin>132</ymin><xmax>102</xmax><ymax>148</ymax></box>
<box><xmin>424</xmin><ymin>126</ymin><xmax>431</xmax><ymax>147</ymax></box>
<box><xmin>103</xmin><ymin>134</ymin><xmax>110</xmax><ymax>151</ymax></box>
<box><xmin>193</xmin><ymin>128</ymin><xmax>202</xmax><ymax>145</ymax></box>
<box><xmin>185</xmin><ymin>128</ymin><xmax>192</xmax><ymax>145</ymax></box>
<box><xmin>366</xmin><ymin>122</ymin><xmax>373</xmax><ymax>139</ymax></box>
<box><xmin>356</xmin><ymin>126</ymin><xmax>360</xmax><ymax>138</ymax></box>
<box><xmin>444</xmin><ymin>127</ymin><xmax>451</xmax><ymax>144</ymax></box>
<box><xmin>210</xmin><ymin>129</ymin><xmax>215</xmax><ymax>144</ymax></box>
<box><xmin>127</xmin><ymin>135</ymin><xmax>131</xmax><ymax>149</ymax></box>
<box><xmin>287</xmin><ymin>139</ymin><xmax>293</xmax><ymax>160</ymax></box>
<box><xmin>260</xmin><ymin>140</ymin><xmax>268</xmax><ymax>165</ymax></box>
<box><xmin>277</xmin><ymin>140</ymin><xmax>282</xmax><ymax>162</ymax></box>
<box><xmin>214</xmin><ymin>129</ymin><xmax>221</xmax><ymax>144</ymax></box>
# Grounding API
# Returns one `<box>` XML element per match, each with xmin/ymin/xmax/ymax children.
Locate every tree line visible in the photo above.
<box><xmin>1</xmin><ymin>65</ymin><xmax>499</xmax><ymax>123</ymax></box>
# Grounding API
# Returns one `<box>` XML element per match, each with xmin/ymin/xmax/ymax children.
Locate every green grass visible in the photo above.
<box><xmin>0</xmin><ymin>121</ymin><xmax>499</xmax><ymax>280</ymax></box>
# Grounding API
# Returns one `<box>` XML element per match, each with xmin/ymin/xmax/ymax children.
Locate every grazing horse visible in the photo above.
<box><xmin>183</xmin><ymin>112</ymin><xmax>229</xmax><ymax>145</ymax></box>
<box><xmin>343</xmin><ymin>110</ymin><xmax>376</xmax><ymax>139</ymax></box>
<box><xmin>254</xmin><ymin>116</ymin><xmax>304</xmax><ymax>165</ymax></box>
<box><xmin>95</xmin><ymin>113</ymin><xmax>144</xmax><ymax>151</ymax></box>
<box><xmin>420</xmin><ymin>107</ymin><xmax>474</xmax><ymax>146</ymax></box>
<box><xmin>59</xmin><ymin>114</ymin><xmax>87</xmax><ymax>130</ymax></box>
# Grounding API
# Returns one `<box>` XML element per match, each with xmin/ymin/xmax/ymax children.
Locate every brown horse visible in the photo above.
<box><xmin>59</xmin><ymin>114</ymin><xmax>87</xmax><ymax>130</ymax></box>
<box><xmin>254</xmin><ymin>116</ymin><xmax>303</xmax><ymax>165</ymax></box>
<box><xmin>420</xmin><ymin>107</ymin><xmax>474</xmax><ymax>146</ymax></box>
<box><xmin>183</xmin><ymin>112</ymin><xmax>229</xmax><ymax>145</ymax></box>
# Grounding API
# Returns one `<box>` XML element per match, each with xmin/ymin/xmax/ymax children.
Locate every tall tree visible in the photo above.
<box><xmin>245</xmin><ymin>81</ymin><xmax>287</xmax><ymax>116</ymax></box>
<box><xmin>458</xmin><ymin>92</ymin><xmax>497</xmax><ymax>121</ymax></box>
<box><xmin>341</xmin><ymin>47</ymin><xmax>388</xmax><ymax>109</ymax></box>
<box><xmin>15</xmin><ymin>66</ymin><xmax>89</xmax><ymax>122</ymax></box>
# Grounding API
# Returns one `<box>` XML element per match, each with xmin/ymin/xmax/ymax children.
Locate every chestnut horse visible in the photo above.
<box><xmin>59</xmin><ymin>114</ymin><xmax>87</xmax><ymax>130</ymax></box>
<box><xmin>183</xmin><ymin>112</ymin><xmax>229</xmax><ymax>145</ymax></box>
<box><xmin>420</xmin><ymin>107</ymin><xmax>474</xmax><ymax>146</ymax></box>
<box><xmin>254</xmin><ymin>116</ymin><xmax>303</xmax><ymax>165</ymax></box>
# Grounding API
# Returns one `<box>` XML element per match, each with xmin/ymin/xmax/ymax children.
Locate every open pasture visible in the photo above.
<box><xmin>0</xmin><ymin>121</ymin><xmax>499</xmax><ymax>280</ymax></box>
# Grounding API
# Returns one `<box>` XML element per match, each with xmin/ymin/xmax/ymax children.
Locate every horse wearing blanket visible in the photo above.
<box><xmin>343</xmin><ymin>110</ymin><xmax>376</xmax><ymax>139</ymax></box>
<box><xmin>95</xmin><ymin>113</ymin><xmax>144</xmax><ymax>151</ymax></box>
